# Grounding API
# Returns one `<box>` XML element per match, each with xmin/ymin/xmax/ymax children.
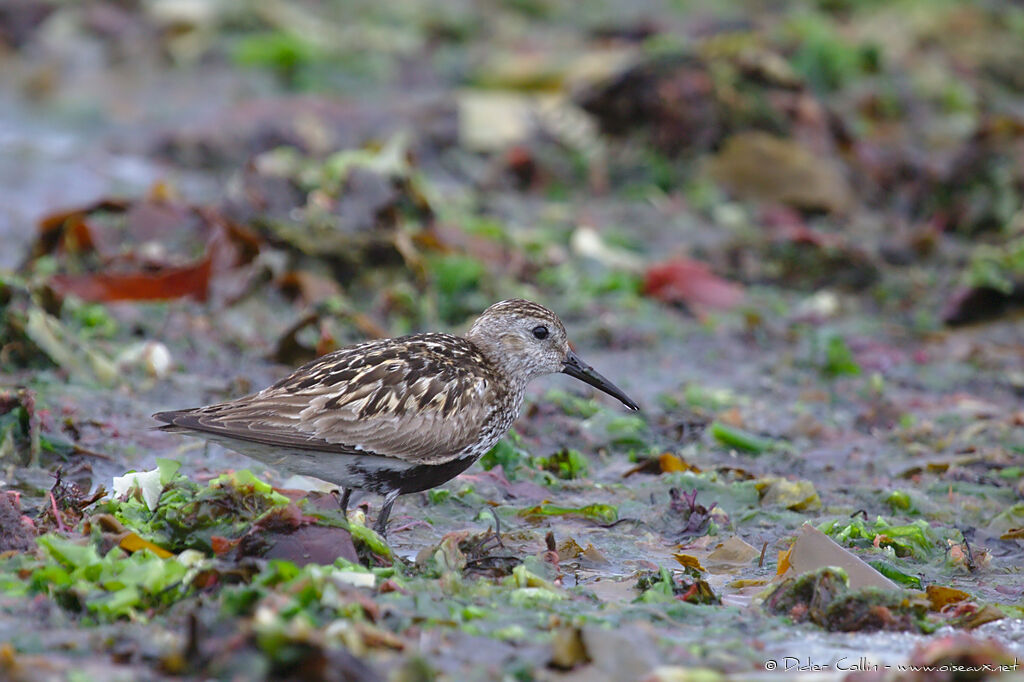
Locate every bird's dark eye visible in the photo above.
<box><xmin>532</xmin><ymin>325</ymin><xmax>549</xmax><ymax>340</ymax></box>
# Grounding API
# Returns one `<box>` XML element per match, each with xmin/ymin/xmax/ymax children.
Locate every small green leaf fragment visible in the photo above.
<box><xmin>822</xmin><ymin>335</ymin><xmax>861</xmax><ymax>377</ymax></box>
<box><xmin>427</xmin><ymin>489</ymin><xmax>451</xmax><ymax>504</ymax></box>
<box><xmin>710</xmin><ymin>421</ymin><xmax>774</xmax><ymax>454</ymax></box>
<box><xmin>156</xmin><ymin>458</ymin><xmax>182</xmax><ymax>486</ymax></box>
<box><xmin>348</xmin><ymin>523</ymin><xmax>393</xmax><ymax>560</ymax></box>
<box><xmin>886</xmin><ymin>490</ymin><xmax>912</xmax><ymax>511</ymax></box>
<box><xmin>867</xmin><ymin>561</ymin><xmax>922</xmax><ymax>589</ymax></box>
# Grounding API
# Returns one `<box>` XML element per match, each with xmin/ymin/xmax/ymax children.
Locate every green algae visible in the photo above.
<box><xmin>885</xmin><ymin>489</ymin><xmax>914</xmax><ymax>512</ymax></box>
<box><xmin>763</xmin><ymin>566</ymin><xmax>932</xmax><ymax>632</ymax></box>
<box><xmin>97</xmin><ymin>466</ymin><xmax>291</xmax><ymax>554</ymax></box>
<box><xmin>478</xmin><ymin>432</ymin><xmax>530</xmax><ymax>474</ymax></box>
<box><xmin>535</xmin><ymin>448</ymin><xmax>589</xmax><ymax>480</ymax></box>
<box><xmin>818</xmin><ymin>516</ymin><xmax>941</xmax><ymax>560</ymax></box>
<box><xmin>518</xmin><ymin>503</ymin><xmax>619</xmax><ymax>525</ymax></box>
<box><xmin>0</xmin><ymin>534</ymin><xmax>191</xmax><ymax>622</ymax></box>
<box><xmin>635</xmin><ymin>566</ymin><xmax>719</xmax><ymax>605</ymax></box>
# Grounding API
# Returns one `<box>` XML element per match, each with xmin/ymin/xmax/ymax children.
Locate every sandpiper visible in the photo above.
<box><xmin>154</xmin><ymin>299</ymin><xmax>638</xmax><ymax>535</ymax></box>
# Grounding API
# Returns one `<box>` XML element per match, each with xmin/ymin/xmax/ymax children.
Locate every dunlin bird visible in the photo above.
<box><xmin>154</xmin><ymin>299</ymin><xmax>638</xmax><ymax>535</ymax></box>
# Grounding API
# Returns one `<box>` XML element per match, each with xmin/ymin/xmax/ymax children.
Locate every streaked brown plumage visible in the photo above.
<box><xmin>154</xmin><ymin>299</ymin><xmax>638</xmax><ymax>535</ymax></box>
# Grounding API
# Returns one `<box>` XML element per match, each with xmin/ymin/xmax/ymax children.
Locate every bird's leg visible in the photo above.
<box><xmin>373</xmin><ymin>490</ymin><xmax>400</xmax><ymax>537</ymax></box>
<box><xmin>338</xmin><ymin>488</ymin><xmax>352</xmax><ymax>515</ymax></box>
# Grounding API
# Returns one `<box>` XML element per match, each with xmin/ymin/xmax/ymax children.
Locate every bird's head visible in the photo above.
<box><xmin>466</xmin><ymin>299</ymin><xmax>639</xmax><ymax>410</ymax></box>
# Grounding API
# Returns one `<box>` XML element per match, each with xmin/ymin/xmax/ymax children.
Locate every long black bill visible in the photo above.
<box><xmin>562</xmin><ymin>349</ymin><xmax>640</xmax><ymax>411</ymax></box>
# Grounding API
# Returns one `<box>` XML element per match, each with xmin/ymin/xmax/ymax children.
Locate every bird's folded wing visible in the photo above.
<box><xmin>156</xmin><ymin>338</ymin><xmax>498</xmax><ymax>465</ymax></box>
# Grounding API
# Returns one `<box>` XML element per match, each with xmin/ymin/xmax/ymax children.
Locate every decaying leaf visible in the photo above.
<box><xmin>49</xmin><ymin>256</ymin><xmax>213</xmax><ymax>303</ymax></box>
<box><xmin>925</xmin><ymin>584</ymin><xmax>970</xmax><ymax>611</ymax></box>
<box><xmin>1000</xmin><ymin>527</ymin><xmax>1024</xmax><ymax>540</ymax></box>
<box><xmin>622</xmin><ymin>452</ymin><xmax>701</xmax><ymax>477</ymax></box>
<box><xmin>705</xmin><ymin>536</ymin><xmax>760</xmax><ymax>573</ymax></box>
<box><xmin>247</xmin><ymin>518</ymin><xmax>359</xmax><ymax>566</ymax></box>
<box><xmin>549</xmin><ymin>627</ymin><xmax>589</xmax><ymax>669</ymax></box>
<box><xmin>643</xmin><ymin>259</ymin><xmax>744</xmax><ymax>313</ymax></box>
<box><xmin>119</xmin><ymin>532</ymin><xmax>174</xmax><ymax>559</ymax></box>
<box><xmin>778</xmin><ymin>524</ymin><xmax>897</xmax><ymax>590</ymax></box>
<box><xmin>708</xmin><ymin>132</ymin><xmax>853</xmax><ymax>213</ymax></box>
<box><xmin>756</xmin><ymin>478</ymin><xmax>822</xmax><ymax>512</ymax></box>
<box><xmin>953</xmin><ymin>604</ymin><xmax>1005</xmax><ymax>630</ymax></box>
<box><xmin>672</xmin><ymin>553</ymin><xmax>706</xmax><ymax>573</ymax></box>
<box><xmin>557</xmin><ymin>538</ymin><xmax>608</xmax><ymax>566</ymax></box>
<box><xmin>31</xmin><ymin>196</ymin><xmax>261</xmax><ymax>305</ymax></box>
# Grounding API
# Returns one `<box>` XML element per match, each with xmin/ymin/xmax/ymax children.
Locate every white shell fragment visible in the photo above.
<box><xmin>111</xmin><ymin>467</ymin><xmax>163</xmax><ymax>511</ymax></box>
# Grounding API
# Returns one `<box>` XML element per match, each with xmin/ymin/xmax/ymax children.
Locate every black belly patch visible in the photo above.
<box><xmin>355</xmin><ymin>456</ymin><xmax>478</xmax><ymax>495</ymax></box>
